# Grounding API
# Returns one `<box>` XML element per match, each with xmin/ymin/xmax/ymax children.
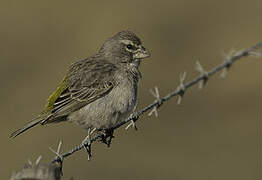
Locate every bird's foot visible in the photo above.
<box><xmin>82</xmin><ymin>128</ymin><xmax>96</xmax><ymax>160</ymax></box>
<box><xmin>82</xmin><ymin>136</ymin><xmax>92</xmax><ymax>160</ymax></box>
<box><xmin>100</xmin><ymin>129</ymin><xmax>114</xmax><ymax>148</ymax></box>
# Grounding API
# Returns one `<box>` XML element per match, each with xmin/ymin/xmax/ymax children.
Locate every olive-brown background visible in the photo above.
<box><xmin>2</xmin><ymin>0</ymin><xmax>262</xmax><ymax>179</ymax></box>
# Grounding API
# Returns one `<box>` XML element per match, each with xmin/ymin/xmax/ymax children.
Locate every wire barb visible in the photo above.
<box><xmin>27</xmin><ymin>159</ymin><xmax>32</xmax><ymax>166</ymax></box>
<box><xmin>49</xmin><ymin>141</ymin><xmax>63</xmax><ymax>163</ymax></box>
<box><xmin>195</xmin><ymin>61</ymin><xmax>209</xmax><ymax>89</ymax></box>
<box><xmin>125</xmin><ymin>120</ymin><xmax>138</xmax><ymax>130</ymax></box>
<box><xmin>177</xmin><ymin>72</ymin><xmax>187</xmax><ymax>104</ymax></box>
<box><xmin>35</xmin><ymin>156</ymin><xmax>42</xmax><ymax>165</ymax></box>
<box><xmin>148</xmin><ymin>87</ymin><xmax>161</xmax><ymax>117</ymax></box>
<box><xmin>220</xmin><ymin>50</ymin><xmax>236</xmax><ymax>78</ymax></box>
<box><xmin>220</xmin><ymin>60</ymin><xmax>230</xmax><ymax>78</ymax></box>
<box><xmin>248</xmin><ymin>50</ymin><xmax>262</xmax><ymax>58</ymax></box>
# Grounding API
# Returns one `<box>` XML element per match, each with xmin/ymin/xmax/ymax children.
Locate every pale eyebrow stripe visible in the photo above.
<box><xmin>120</xmin><ymin>39</ymin><xmax>134</xmax><ymax>45</ymax></box>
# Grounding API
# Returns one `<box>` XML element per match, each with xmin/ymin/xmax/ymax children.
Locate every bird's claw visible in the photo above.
<box><xmin>82</xmin><ymin>128</ymin><xmax>96</xmax><ymax>160</ymax></box>
<box><xmin>100</xmin><ymin>129</ymin><xmax>114</xmax><ymax>148</ymax></box>
<box><xmin>82</xmin><ymin>136</ymin><xmax>92</xmax><ymax>160</ymax></box>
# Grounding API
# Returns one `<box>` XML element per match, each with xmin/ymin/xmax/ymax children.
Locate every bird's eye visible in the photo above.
<box><xmin>126</xmin><ymin>44</ymin><xmax>133</xmax><ymax>50</ymax></box>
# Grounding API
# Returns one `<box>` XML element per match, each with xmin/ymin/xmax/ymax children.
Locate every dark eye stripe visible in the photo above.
<box><xmin>126</xmin><ymin>44</ymin><xmax>139</xmax><ymax>51</ymax></box>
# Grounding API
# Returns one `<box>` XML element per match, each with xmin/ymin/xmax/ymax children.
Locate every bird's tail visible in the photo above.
<box><xmin>10</xmin><ymin>115</ymin><xmax>49</xmax><ymax>138</ymax></box>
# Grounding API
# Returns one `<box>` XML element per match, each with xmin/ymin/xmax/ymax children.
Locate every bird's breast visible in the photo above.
<box><xmin>110</xmin><ymin>77</ymin><xmax>138</xmax><ymax>113</ymax></box>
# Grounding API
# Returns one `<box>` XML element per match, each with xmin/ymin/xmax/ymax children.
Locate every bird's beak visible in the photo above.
<box><xmin>133</xmin><ymin>45</ymin><xmax>151</xmax><ymax>59</ymax></box>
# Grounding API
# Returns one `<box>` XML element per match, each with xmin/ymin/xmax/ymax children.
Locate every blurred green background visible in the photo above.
<box><xmin>2</xmin><ymin>0</ymin><xmax>262</xmax><ymax>179</ymax></box>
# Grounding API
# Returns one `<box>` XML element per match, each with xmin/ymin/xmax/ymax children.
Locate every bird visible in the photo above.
<box><xmin>10</xmin><ymin>30</ymin><xmax>150</xmax><ymax>146</ymax></box>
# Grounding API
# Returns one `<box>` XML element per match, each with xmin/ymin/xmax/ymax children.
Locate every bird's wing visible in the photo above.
<box><xmin>42</xmin><ymin>58</ymin><xmax>117</xmax><ymax>124</ymax></box>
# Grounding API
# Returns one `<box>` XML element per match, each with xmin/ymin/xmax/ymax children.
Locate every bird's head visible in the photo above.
<box><xmin>99</xmin><ymin>30</ymin><xmax>150</xmax><ymax>65</ymax></box>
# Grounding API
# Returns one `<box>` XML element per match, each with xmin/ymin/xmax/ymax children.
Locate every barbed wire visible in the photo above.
<box><xmin>50</xmin><ymin>41</ymin><xmax>262</xmax><ymax>164</ymax></box>
<box><xmin>11</xmin><ymin>41</ymin><xmax>262</xmax><ymax>180</ymax></box>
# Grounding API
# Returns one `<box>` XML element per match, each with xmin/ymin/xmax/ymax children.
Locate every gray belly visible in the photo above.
<box><xmin>67</xmin><ymin>80</ymin><xmax>138</xmax><ymax>130</ymax></box>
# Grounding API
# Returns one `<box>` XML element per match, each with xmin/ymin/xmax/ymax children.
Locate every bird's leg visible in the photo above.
<box><xmin>100</xmin><ymin>129</ymin><xmax>114</xmax><ymax>148</ymax></box>
<box><xmin>105</xmin><ymin>129</ymin><xmax>114</xmax><ymax>147</ymax></box>
<box><xmin>82</xmin><ymin>128</ymin><xmax>96</xmax><ymax>160</ymax></box>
